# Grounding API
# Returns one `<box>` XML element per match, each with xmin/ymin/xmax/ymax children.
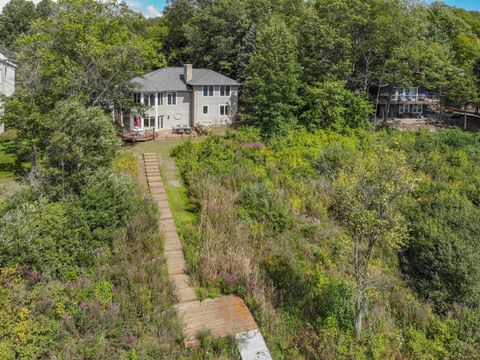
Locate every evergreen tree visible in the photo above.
<box><xmin>0</xmin><ymin>0</ymin><xmax>37</xmax><ymax>49</ymax></box>
<box><xmin>243</xmin><ymin>17</ymin><xmax>301</xmax><ymax>138</ymax></box>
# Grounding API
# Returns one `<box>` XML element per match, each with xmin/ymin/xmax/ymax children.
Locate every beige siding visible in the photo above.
<box><xmin>143</xmin><ymin>91</ymin><xmax>192</xmax><ymax>130</ymax></box>
<box><xmin>0</xmin><ymin>61</ymin><xmax>16</xmax><ymax>132</ymax></box>
<box><xmin>193</xmin><ymin>85</ymin><xmax>239</xmax><ymax>126</ymax></box>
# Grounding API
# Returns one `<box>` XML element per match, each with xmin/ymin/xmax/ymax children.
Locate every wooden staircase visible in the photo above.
<box><xmin>142</xmin><ymin>153</ymin><xmax>271</xmax><ymax>358</ymax></box>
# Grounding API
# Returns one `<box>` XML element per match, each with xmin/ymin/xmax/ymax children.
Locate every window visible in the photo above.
<box><xmin>220</xmin><ymin>105</ymin><xmax>230</xmax><ymax>116</ymax></box>
<box><xmin>143</xmin><ymin>116</ymin><xmax>155</xmax><ymax>128</ymax></box>
<box><xmin>158</xmin><ymin>92</ymin><xmax>163</xmax><ymax>106</ymax></box>
<box><xmin>202</xmin><ymin>105</ymin><xmax>209</xmax><ymax>114</ymax></box>
<box><xmin>133</xmin><ymin>93</ymin><xmax>141</xmax><ymax>103</ymax></box>
<box><xmin>399</xmin><ymin>104</ymin><xmax>406</xmax><ymax>113</ymax></box>
<box><xmin>158</xmin><ymin>115</ymin><xmax>164</xmax><ymax>129</ymax></box>
<box><xmin>167</xmin><ymin>92</ymin><xmax>176</xmax><ymax>105</ymax></box>
<box><xmin>142</xmin><ymin>93</ymin><xmax>155</xmax><ymax>106</ymax></box>
<box><xmin>412</xmin><ymin>104</ymin><xmax>422</xmax><ymax>114</ymax></box>
<box><xmin>220</xmin><ymin>86</ymin><xmax>231</xmax><ymax>97</ymax></box>
<box><xmin>203</xmin><ymin>85</ymin><xmax>214</xmax><ymax>96</ymax></box>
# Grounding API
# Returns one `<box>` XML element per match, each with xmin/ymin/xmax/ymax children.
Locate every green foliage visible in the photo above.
<box><xmin>0</xmin><ymin>200</ymin><xmax>88</xmax><ymax>278</ymax></box>
<box><xmin>237</xmin><ymin>183</ymin><xmax>292</xmax><ymax>233</ymax></box>
<box><xmin>0</xmin><ymin>0</ymin><xmax>37</xmax><ymax>49</ymax></box>
<box><xmin>80</xmin><ymin>170</ymin><xmax>136</xmax><ymax>243</ymax></box>
<box><xmin>243</xmin><ymin>17</ymin><xmax>302</xmax><ymax>138</ymax></box>
<box><xmin>42</xmin><ymin>98</ymin><xmax>119</xmax><ymax>194</ymax></box>
<box><xmin>14</xmin><ymin>0</ymin><xmax>157</xmax><ymax>110</ymax></box>
<box><xmin>302</xmin><ymin>81</ymin><xmax>373</xmax><ymax>131</ymax></box>
<box><xmin>173</xmin><ymin>129</ymin><xmax>480</xmax><ymax>359</ymax></box>
<box><xmin>0</xmin><ymin>171</ymin><xmax>138</xmax><ymax>279</ymax></box>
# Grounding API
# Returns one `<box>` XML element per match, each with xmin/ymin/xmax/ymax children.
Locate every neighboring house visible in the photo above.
<box><xmin>378</xmin><ymin>86</ymin><xmax>441</xmax><ymax>119</ymax></box>
<box><xmin>124</xmin><ymin>64</ymin><xmax>240</xmax><ymax>133</ymax></box>
<box><xmin>0</xmin><ymin>53</ymin><xmax>16</xmax><ymax>134</ymax></box>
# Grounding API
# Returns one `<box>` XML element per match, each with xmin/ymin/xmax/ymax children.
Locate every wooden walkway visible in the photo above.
<box><xmin>143</xmin><ymin>153</ymin><xmax>271</xmax><ymax>358</ymax></box>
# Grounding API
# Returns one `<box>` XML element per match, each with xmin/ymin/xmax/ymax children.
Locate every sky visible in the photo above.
<box><xmin>126</xmin><ymin>0</ymin><xmax>166</xmax><ymax>18</ymax></box>
<box><xmin>121</xmin><ymin>0</ymin><xmax>480</xmax><ymax>18</ymax></box>
<box><xmin>0</xmin><ymin>0</ymin><xmax>479</xmax><ymax>18</ymax></box>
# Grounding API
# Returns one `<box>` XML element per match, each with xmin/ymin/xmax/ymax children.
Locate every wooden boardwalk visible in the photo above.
<box><xmin>143</xmin><ymin>153</ymin><xmax>269</xmax><ymax>355</ymax></box>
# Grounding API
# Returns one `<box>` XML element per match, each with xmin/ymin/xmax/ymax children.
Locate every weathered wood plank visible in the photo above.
<box><xmin>142</xmin><ymin>153</ymin><xmax>268</xmax><ymax>357</ymax></box>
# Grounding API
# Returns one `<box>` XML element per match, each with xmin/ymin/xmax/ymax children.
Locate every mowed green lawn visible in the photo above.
<box><xmin>127</xmin><ymin>137</ymin><xmax>203</xmax><ymax>231</ymax></box>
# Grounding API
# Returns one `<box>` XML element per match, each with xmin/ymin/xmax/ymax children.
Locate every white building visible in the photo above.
<box><xmin>0</xmin><ymin>53</ymin><xmax>16</xmax><ymax>134</ymax></box>
<box><xmin>127</xmin><ymin>64</ymin><xmax>240</xmax><ymax>132</ymax></box>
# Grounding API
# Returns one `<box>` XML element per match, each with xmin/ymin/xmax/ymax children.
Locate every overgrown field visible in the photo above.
<box><xmin>172</xmin><ymin>128</ymin><xmax>480</xmax><ymax>359</ymax></box>
<box><xmin>0</xmin><ymin>150</ymin><xmax>238</xmax><ymax>359</ymax></box>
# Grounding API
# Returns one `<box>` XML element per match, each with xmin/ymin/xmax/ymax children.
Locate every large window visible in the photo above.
<box><xmin>400</xmin><ymin>87</ymin><xmax>418</xmax><ymax>98</ymax></box>
<box><xmin>167</xmin><ymin>92</ymin><xmax>176</xmax><ymax>105</ymax></box>
<box><xmin>203</xmin><ymin>85</ymin><xmax>214</xmax><ymax>96</ymax></box>
<box><xmin>220</xmin><ymin>86</ymin><xmax>231</xmax><ymax>97</ymax></box>
<box><xmin>158</xmin><ymin>92</ymin><xmax>163</xmax><ymax>106</ymax></box>
<box><xmin>220</xmin><ymin>105</ymin><xmax>230</xmax><ymax>116</ymax></box>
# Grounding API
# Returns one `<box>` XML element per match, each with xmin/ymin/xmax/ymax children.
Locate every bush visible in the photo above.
<box><xmin>80</xmin><ymin>170</ymin><xmax>137</xmax><ymax>245</ymax></box>
<box><xmin>301</xmin><ymin>81</ymin><xmax>373</xmax><ymax>131</ymax></box>
<box><xmin>0</xmin><ymin>200</ymin><xmax>89</xmax><ymax>278</ymax></box>
<box><xmin>236</xmin><ymin>183</ymin><xmax>293</xmax><ymax>233</ymax></box>
<box><xmin>404</xmin><ymin>188</ymin><xmax>480</xmax><ymax>311</ymax></box>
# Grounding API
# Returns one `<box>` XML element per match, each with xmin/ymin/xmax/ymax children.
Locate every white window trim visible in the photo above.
<box><xmin>202</xmin><ymin>105</ymin><xmax>209</xmax><ymax>114</ymax></box>
<box><xmin>220</xmin><ymin>85</ymin><xmax>231</xmax><ymax>97</ymax></box>
<box><xmin>167</xmin><ymin>92</ymin><xmax>177</xmax><ymax>106</ymax></box>
<box><xmin>203</xmin><ymin>85</ymin><xmax>214</xmax><ymax>97</ymax></box>
<box><xmin>219</xmin><ymin>104</ymin><xmax>231</xmax><ymax>116</ymax></box>
<box><xmin>412</xmin><ymin>104</ymin><xmax>422</xmax><ymax>114</ymax></box>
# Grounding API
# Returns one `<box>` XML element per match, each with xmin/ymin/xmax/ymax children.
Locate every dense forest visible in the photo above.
<box><xmin>0</xmin><ymin>0</ymin><xmax>480</xmax><ymax>358</ymax></box>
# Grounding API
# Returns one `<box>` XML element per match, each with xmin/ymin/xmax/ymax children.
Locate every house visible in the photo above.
<box><xmin>123</xmin><ymin>64</ymin><xmax>240</xmax><ymax>136</ymax></box>
<box><xmin>0</xmin><ymin>53</ymin><xmax>16</xmax><ymax>134</ymax></box>
<box><xmin>377</xmin><ymin>86</ymin><xmax>442</xmax><ymax>119</ymax></box>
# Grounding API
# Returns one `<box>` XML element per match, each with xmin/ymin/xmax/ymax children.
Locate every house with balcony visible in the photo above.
<box><xmin>121</xmin><ymin>64</ymin><xmax>240</xmax><ymax>139</ymax></box>
<box><xmin>378</xmin><ymin>86</ymin><xmax>442</xmax><ymax>119</ymax></box>
<box><xmin>0</xmin><ymin>53</ymin><xmax>16</xmax><ymax>134</ymax></box>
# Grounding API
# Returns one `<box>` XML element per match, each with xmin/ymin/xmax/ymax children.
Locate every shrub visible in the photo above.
<box><xmin>236</xmin><ymin>183</ymin><xmax>293</xmax><ymax>233</ymax></box>
<box><xmin>0</xmin><ymin>200</ymin><xmax>89</xmax><ymax>278</ymax></box>
<box><xmin>404</xmin><ymin>188</ymin><xmax>480</xmax><ymax>311</ymax></box>
<box><xmin>80</xmin><ymin>170</ymin><xmax>137</xmax><ymax>245</ymax></box>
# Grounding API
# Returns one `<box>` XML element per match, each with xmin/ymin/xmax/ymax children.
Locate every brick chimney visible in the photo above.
<box><xmin>184</xmin><ymin>64</ymin><xmax>193</xmax><ymax>83</ymax></box>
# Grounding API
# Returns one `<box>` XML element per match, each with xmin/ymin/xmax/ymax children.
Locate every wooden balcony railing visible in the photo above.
<box><xmin>379</xmin><ymin>94</ymin><xmax>442</xmax><ymax>104</ymax></box>
<box><xmin>121</xmin><ymin>128</ymin><xmax>155</xmax><ymax>142</ymax></box>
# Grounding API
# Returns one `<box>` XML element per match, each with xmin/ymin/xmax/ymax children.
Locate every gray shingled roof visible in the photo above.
<box><xmin>132</xmin><ymin>67</ymin><xmax>240</xmax><ymax>92</ymax></box>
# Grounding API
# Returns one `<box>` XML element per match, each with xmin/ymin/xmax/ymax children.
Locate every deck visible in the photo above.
<box><xmin>121</xmin><ymin>129</ymin><xmax>155</xmax><ymax>142</ymax></box>
<box><xmin>142</xmin><ymin>153</ymin><xmax>272</xmax><ymax>358</ymax></box>
<box><xmin>121</xmin><ymin>129</ymin><xmax>196</xmax><ymax>142</ymax></box>
<box><xmin>378</xmin><ymin>96</ymin><xmax>442</xmax><ymax>105</ymax></box>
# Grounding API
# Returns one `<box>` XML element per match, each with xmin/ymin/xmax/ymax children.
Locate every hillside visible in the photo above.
<box><xmin>0</xmin><ymin>0</ymin><xmax>480</xmax><ymax>358</ymax></box>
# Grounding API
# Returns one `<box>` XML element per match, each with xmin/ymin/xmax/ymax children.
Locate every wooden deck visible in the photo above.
<box><xmin>142</xmin><ymin>153</ymin><xmax>261</xmax><ymax>349</ymax></box>
<box><xmin>121</xmin><ymin>129</ymin><xmax>155</xmax><ymax>142</ymax></box>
